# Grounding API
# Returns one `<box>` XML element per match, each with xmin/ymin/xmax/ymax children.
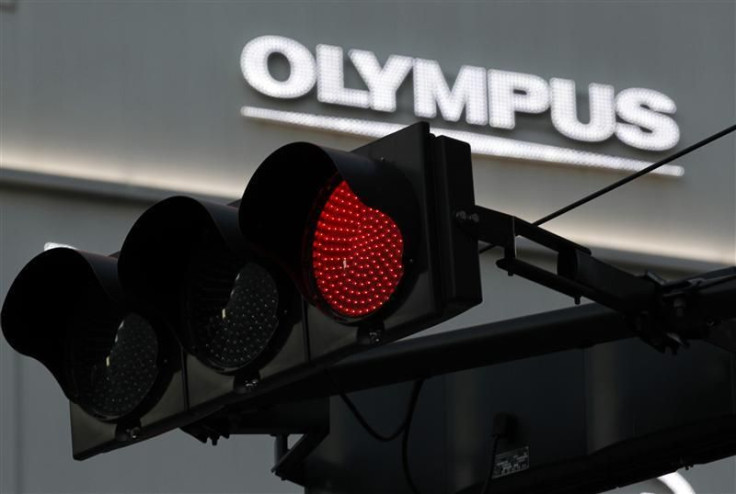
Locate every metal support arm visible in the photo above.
<box><xmin>458</xmin><ymin>206</ymin><xmax>659</xmax><ymax>314</ymax></box>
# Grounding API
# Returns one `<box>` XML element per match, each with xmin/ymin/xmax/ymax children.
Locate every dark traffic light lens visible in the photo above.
<box><xmin>73</xmin><ymin>313</ymin><xmax>159</xmax><ymax>420</ymax></box>
<box><xmin>187</xmin><ymin>251</ymin><xmax>281</xmax><ymax>372</ymax></box>
<box><xmin>311</xmin><ymin>180</ymin><xmax>405</xmax><ymax>318</ymax></box>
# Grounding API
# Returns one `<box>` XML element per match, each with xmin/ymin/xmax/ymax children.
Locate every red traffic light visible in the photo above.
<box><xmin>240</xmin><ymin>139</ymin><xmax>419</xmax><ymax>324</ymax></box>
<box><xmin>309</xmin><ymin>179</ymin><xmax>405</xmax><ymax>319</ymax></box>
<box><xmin>241</xmin><ymin>123</ymin><xmax>481</xmax><ymax>342</ymax></box>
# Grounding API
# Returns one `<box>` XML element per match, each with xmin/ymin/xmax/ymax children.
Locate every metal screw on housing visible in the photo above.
<box><xmin>369</xmin><ymin>330</ymin><xmax>382</xmax><ymax>344</ymax></box>
<box><xmin>235</xmin><ymin>378</ymin><xmax>260</xmax><ymax>394</ymax></box>
<box><xmin>672</xmin><ymin>297</ymin><xmax>687</xmax><ymax>319</ymax></box>
<box><xmin>456</xmin><ymin>210</ymin><xmax>474</xmax><ymax>224</ymax></box>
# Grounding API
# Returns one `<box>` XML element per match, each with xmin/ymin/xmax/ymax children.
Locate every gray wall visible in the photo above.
<box><xmin>1</xmin><ymin>1</ymin><xmax>734</xmax><ymax>262</ymax></box>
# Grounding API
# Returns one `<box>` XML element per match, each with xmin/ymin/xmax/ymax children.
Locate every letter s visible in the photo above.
<box><xmin>616</xmin><ymin>88</ymin><xmax>680</xmax><ymax>151</ymax></box>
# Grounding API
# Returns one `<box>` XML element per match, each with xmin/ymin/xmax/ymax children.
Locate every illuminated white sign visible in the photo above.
<box><xmin>240</xmin><ymin>35</ymin><xmax>683</xmax><ymax>176</ymax></box>
<box><xmin>43</xmin><ymin>242</ymin><xmax>77</xmax><ymax>251</ymax></box>
<box><xmin>644</xmin><ymin>472</ymin><xmax>697</xmax><ymax>494</ymax></box>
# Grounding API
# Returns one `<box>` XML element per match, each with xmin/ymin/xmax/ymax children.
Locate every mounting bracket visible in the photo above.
<box><xmin>454</xmin><ymin>206</ymin><xmax>704</xmax><ymax>351</ymax></box>
<box><xmin>458</xmin><ymin>206</ymin><xmax>659</xmax><ymax>313</ymax></box>
<box><xmin>180</xmin><ymin>398</ymin><xmax>329</xmax><ymax>484</ymax></box>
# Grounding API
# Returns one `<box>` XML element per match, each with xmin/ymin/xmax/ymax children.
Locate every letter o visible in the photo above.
<box><xmin>241</xmin><ymin>36</ymin><xmax>316</xmax><ymax>98</ymax></box>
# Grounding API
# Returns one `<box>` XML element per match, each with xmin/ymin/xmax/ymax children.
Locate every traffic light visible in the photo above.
<box><xmin>116</xmin><ymin>196</ymin><xmax>305</xmax><ymax>411</ymax></box>
<box><xmin>1</xmin><ymin>122</ymin><xmax>483</xmax><ymax>459</ymax></box>
<box><xmin>240</xmin><ymin>122</ymin><xmax>482</xmax><ymax>359</ymax></box>
<box><xmin>0</xmin><ymin>248</ymin><xmax>188</xmax><ymax>459</ymax></box>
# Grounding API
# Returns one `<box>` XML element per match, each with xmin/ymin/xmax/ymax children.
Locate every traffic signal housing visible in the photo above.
<box><xmin>240</xmin><ymin>122</ymin><xmax>482</xmax><ymax>361</ymax></box>
<box><xmin>117</xmin><ymin>196</ymin><xmax>305</xmax><ymax>411</ymax></box>
<box><xmin>0</xmin><ymin>122</ymin><xmax>484</xmax><ymax>460</ymax></box>
<box><xmin>0</xmin><ymin>248</ymin><xmax>188</xmax><ymax>459</ymax></box>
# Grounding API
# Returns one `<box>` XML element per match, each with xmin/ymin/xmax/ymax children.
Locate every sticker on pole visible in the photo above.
<box><xmin>493</xmin><ymin>446</ymin><xmax>530</xmax><ymax>479</ymax></box>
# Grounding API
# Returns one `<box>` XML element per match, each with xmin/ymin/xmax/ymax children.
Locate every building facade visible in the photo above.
<box><xmin>1</xmin><ymin>2</ymin><xmax>734</xmax><ymax>493</ymax></box>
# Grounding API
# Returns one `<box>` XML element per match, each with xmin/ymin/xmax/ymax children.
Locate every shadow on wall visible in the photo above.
<box><xmin>0</xmin><ymin>0</ymin><xmax>19</xmax><ymax>13</ymax></box>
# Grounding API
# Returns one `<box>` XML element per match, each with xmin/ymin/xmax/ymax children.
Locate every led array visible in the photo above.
<box><xmin>197</xmin><ymin>262</ymin><xmax>280</xmax><ymax>370</ymax></box>
<box><xmin>186</xmin><ymin>244</ymin><xmax>281</xmax><ymax>371</ymax></box>
<box><xmin>79</xmin><ymin>313</ymin><xmax>159</xmax><ymax>419</ymax></box>
<box><xmin>312</xmin><ymin>181</ymin><xmax>404</xmax><ymax>318</ymax></box>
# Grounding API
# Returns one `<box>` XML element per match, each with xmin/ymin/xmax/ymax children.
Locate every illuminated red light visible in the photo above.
<box><xmin>311</xmin><ymin>180</ymin><xmax>404</xmax><ymax>318</ymax></box>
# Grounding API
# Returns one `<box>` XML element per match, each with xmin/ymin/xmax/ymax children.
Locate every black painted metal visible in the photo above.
<box><xmin>301</xmin><ymin>337</ymin><xmax>736</xmax><ymax>494</ymax></box>
<box><xmin>461</xmin><ymin>206</ymin><xmax>659</xmax><ymax>314</ymax></box>
<box><xmin>322</xmin><ymin>303</ymin><xmax>630</xmax><ymax>397</ymax></box>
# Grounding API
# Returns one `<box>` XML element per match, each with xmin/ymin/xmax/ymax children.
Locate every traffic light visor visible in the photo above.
<box><xmin>1</xmin><ymin>248</ymin><xmax>165</xmax><ymax>420</ymax></box>
<box><xmin>119</xmin><ymin>196</ymin><xmax>295</xmax><ymax>374</ymax></box>
<box><xmin>240</xmin><ymin>142</ymin><xmax>418</xmax><ymax>321</ymax></box>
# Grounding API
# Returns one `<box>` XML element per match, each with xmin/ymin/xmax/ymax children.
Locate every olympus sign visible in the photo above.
<box><xmin>240</xmin><ymin>35</ymin><xmax>684</xmax><ymax>176</ymax></box>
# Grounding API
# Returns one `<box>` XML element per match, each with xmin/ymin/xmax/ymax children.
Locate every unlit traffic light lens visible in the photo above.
<box><xmin>311</xmin><ymin>180</ymin><xmax>404</xmax><ymax>318</ymax></box>
<box><xmin>187</xmin><ymin>251</ymin><xmax>282</xmax><ymax>372</ymax></box>
<box><xmin>73</xmin><ymin>312</ymin><xmax>159</xmax><ymax>420</ymax></box>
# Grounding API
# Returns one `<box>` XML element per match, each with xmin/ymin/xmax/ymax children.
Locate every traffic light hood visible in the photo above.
<box><xmin>118</xmin><ymin>195</ymin><xmax>297</xmax><ymax>375</ymax></box>
<box><xmin>2</xmin><ymin>248</ymin><xmax>122</xmax><ymax>399</ymax></box>
<box><xmin>118</xmin><ymin>196</ymin><xmax>246</xmax><ymax>320</ymax></box>
<box><xmin>1</xmin><ymin>248</ymin><xmax>174</xmax><ymax>423</ymax></box>
<box><xmin>239</xmin><ymin>141</ymin><xmax>420</xmax><ymax>318</ymax></box>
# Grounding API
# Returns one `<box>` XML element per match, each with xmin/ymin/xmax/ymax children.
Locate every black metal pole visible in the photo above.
<box><xmin>249</xmin><ymin>303</ymin><xmax>632</xmax><ymax>407</ymax></box>
<box><xmin>224</xmin><ymin>271</ymin><xmax>736</xmax><ymax>415</ymax></box>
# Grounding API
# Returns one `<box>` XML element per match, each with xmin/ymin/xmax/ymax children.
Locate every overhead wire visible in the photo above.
<box><xmin>333</xmin><ymin>376</ymin><xmax>425</xmax><ymax>442</ymax></box>
<box><xmin>327</xmin><ymin>370</ymin><xmax>426</xmax><ymax>492</ymax></box>
<box><xmin>401</xmin><ymin>379</ymin><xmax>425</xmax><ymax>494</ymax></box>
<box><xmin>478</xmin><ymin>123</ymin><xmax>736</xmax><ymax>255</ymax></box>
